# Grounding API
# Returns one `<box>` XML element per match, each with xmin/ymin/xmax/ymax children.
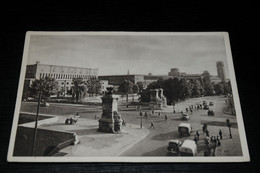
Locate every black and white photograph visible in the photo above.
<box><xmin>7</xmin><ymin>32</ymin><xmax>250</xmax><ymax>162</ymax></box>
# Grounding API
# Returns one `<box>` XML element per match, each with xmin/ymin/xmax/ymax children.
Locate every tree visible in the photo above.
<box><xmin>223</xmin><ymin>81</ymin><xmax>232</xmax><ymax>94</ymax></box>
<box><xmin>136</xmin><ymin>82</ymin><xmax>144</xmax><ymax>92</ymax></box>
<box><xmin>214</xmin><ymin>83</ymin><xmax>224</xmax><ymax>95</ymax></box>
<box><xmin>30</xmin><ymin>76</ymin><xmax>58</xmax><ymax>101</ymax></box>
<box><xmin>204</xmin><ymin>82</ymin><xmax>215</xmax><ymax>96</ymax></box>
<box><xmin>192</xmin><ymin>80</ymin><xmax>202</xmax><ymax>97</ymax></box>
<box><xmin>138</xmin><ymin>90</ymin><xmax>150</xmax><ymax>102</ymax></box>
<box><xmin>132</xmin><ymin>84</ymin><xmax>139</xmax><ymax>93</ymax></box>
<box><xmin>179</xmin><ymin>78</ymin><xmax>191</xmax><ymax>99</ymax></box>
<box><xmin>72</xmin><ymin>77</ymin><xmax>84</xmax><ymax>101</ymax></box>
<box><xmin>87</xmin><ymin>78</ymin><xmax>101</xmax><ymax>96</ymax></box>
<box><xmin>163</xmin><ymin>78</ymin><xmax>180</xmax><ymax>104</ymax></box>
<box><xmin>118</xmin><ymin>80</ymin><xmax>134</xmax><ymax>107</ymax></box>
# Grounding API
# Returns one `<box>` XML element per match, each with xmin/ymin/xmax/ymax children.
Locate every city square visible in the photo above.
<box><xmin>8</xmin><ymin>32</ymin><xmax>249</xmax><ymax>162</ymax></box>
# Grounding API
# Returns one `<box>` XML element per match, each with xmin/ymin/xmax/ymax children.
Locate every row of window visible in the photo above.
<box><xmin>39</xmin><ymin>73</ymin><xmax>97</xmax><ymax>80</ymax></box>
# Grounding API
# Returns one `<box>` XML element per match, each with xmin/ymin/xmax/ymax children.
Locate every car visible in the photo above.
<box><xmin>179</xmin><ymin>140</ymin><xmax>197</xmax><ymax>156</ymax></box>
<box><xmin>167</xmin><ymin>139</ymin><xmax>182</xmax><ymax>155</ymax></box>
<box><xmin>203</xmin><ymin>101</ymin><xmax>207</xmax><ymax>105</ymax></box>
<box><xmin>178</xmin><ymin>123</ymin><xmax>192</xmax><ymax>137</ymax></box>
<box><xmin>208</xmin><ymin>109</ymin><xmax>215</xmax><ymax>116</ymax></box>
<box><xmin>209</xmin><ymin>102</ymin><xmax>214</xmax><ymax>106</ymax></box>
<box><xmin>40</xmin><ymin>102</ymin><xmax>50</xmax><ymax>107</ymax></box>
<box><xmin>26</xmin><ymin>97</ymin><xmax>34</xmax><ymax>101</ymax></box>
<box><xmin>181</xmin><ymin>113</ymin><xmax>190</xmax><ymax>121</ymax></box>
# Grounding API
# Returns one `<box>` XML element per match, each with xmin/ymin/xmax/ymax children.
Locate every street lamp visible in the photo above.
<box><xmin>140</xmin><ymin>112</ymin><xmax>143</xmax><ymax>128</ymax></box>
<box><xmin>32</xmin><ymin>82</ymin><xmax>42</xmax><ymax>156</ymax></box>
<box><xmin>226</xmin><ymin>119</ymin><xmax>232</xmax><ymax>139</ymax></box>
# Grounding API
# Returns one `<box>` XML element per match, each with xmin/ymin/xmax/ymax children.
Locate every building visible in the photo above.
<box><xmin>25</xmin><ymin>62</ymin><xmax>98</xmax><ymax>96</ymax></box>
<box><xmin>216</xmin><ymin>61</ymin><xmax>226</xmax><ymax>82</ymax></box>
<box><xmin>98</xmin><ymin>75</ymin><xmax>145</xmax><ymax>86</ymax></box>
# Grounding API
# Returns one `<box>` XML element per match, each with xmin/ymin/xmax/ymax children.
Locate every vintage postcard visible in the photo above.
<box><xmin>7</xmin><ymin>32</ymin><xmax>250</xmax><ymax>162</ymax></box>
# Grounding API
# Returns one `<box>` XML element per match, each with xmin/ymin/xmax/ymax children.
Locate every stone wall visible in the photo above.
<box><xmin>13</xmin><ymin>126</ymin><xmax>75</xmax><ymax>156</ymax></box>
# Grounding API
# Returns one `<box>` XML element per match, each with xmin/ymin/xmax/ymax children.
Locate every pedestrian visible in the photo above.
<box><xmin>217</xmin><ymin>135</ymin><xmax>221</xmax><ymax>146</ymax></box>
<box><xmin>158</xmin><ymin>112</ymin><xmax>161</xmax><ymax>117</ymax></box>
<box><xmin>206</xmin><ymin>130</ymin><xmax>209</xmax><ymax>137</ymax></box>
<box><xmin>140</xmin><ymin>112</ymin><xmax>143</xmax><ymax>116</ymax></box>
<box><xmin>194</xmin><ymin>135</ymin><xmax>198</xmax><ymax>144</ymax></box>
<box><xmin>122</xmin><ymin>119</ymin><xmax>126</xmax><ymax>126</ymax></box>
<box><xmin>202</xmin><ymin>123</ymin><xmax>207</xmax><ymax>133</ymax></box>
<box><xmin>75</xmin><ymin>112</ymin><xmax>80</xmax><ymax>118</ymax></box>
<box><xmin>165</xmin><ymin>114</ymin><xmax>168</xmax><ymax>120</ymax></box>
<box><xmin>219</xmin><ymin>129</ymin><xmax>223</xmax><ymax>139</ymax></box>
<box><xmin>186</xmin><ymin>108</ymin><xmax>189</xmax><ymax>112</ymax></box>
<box><xmin>205</xmin><ymin>137</ymin><xmax>209</xmax><ymax>146</ymax></box>
<box><xmin>196</xmin><ymin>131</ymin><xmax>200</xmax><ymax>140</ymax></box>
<box><xmin>144</xmin><ymin>112</ymin><xmax>148</xmax><ymax>119</ymax></box>
<box><xmin>152</xmin><ymin>109</ymin><xmax>154</xmax><ymax>114</ymax></box>
<box><xmin>149</xmin><ymin>121</ymin><xmax>155</xmax><ymax>129</ymax></box>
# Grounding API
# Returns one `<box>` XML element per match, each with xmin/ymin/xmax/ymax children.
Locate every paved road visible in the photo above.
<box><xmin>20</xmin><ymin>95</ymin><xmax>242</xmax><ymax>156</ymax></box>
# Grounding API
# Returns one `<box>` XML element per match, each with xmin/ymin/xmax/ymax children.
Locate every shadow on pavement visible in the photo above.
<box><xmin>201</xmin><ymin>121</ymin><xmax>238</xmax><ymax>128</ymax></box>
<box><xmin>142</xmin><ymin>146</ymin><xmax>167</xmax><ymax>156</ymax></box>
<box><xmin>67</xmin><ymin>128</ymin><xmax>100</xmax><ymax>136</ymax></box>
<box><xmin>151</xmin><ymin>131</ymin><xmax>179</xmax><ymax>141</ymax></box>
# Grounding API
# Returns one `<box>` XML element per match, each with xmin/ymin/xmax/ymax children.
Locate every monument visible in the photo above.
<box><xmin>149</xmin><ymin>88</ymin><xmax>167</xmax><ymax>110</ymax></box>
<box><xmin>98</xmin><ymin>87</ymin><xmax>123</xmax><ymax>133</ymax></box>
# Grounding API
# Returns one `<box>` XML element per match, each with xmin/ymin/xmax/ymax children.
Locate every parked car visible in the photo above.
<box><xmin>208</xmin><ymin>109</ymin><xmax>215</xmax><ymax>116</ymax></box>
<box><xmin>209</xmin><ymin>102</ymin><xmax>214</xmax><ymax>106</ymax></box>
<box><xmin>203</xmin><ymin>101</ymin><xmax>207</xmax><ymax>105</ymax></box>
<box><xmin>179</xmin><ymin>140</ymin><xmax>197</xmax><ymax>156</ymax></box>
<box><xmin>26</xmin><ymin>97</ymin><xmax>34</xmax><ymax>101</ymax></box>
<box><xmin>181</xmin><ymin>113</ymin><xmax>190</xmax><ymax>121</ymax></box>
<box><xmin>41</xmin><ymin>102</ymin><xmax>50</xmax><ymax>107</ymax></box>
<box><xmin>167</xmin><ymin>139</ymin><xmax>182</xmax><ymax>155</ymax></box>
<box><xmin>178</xmin><ymin>123</ymin><xmax>192</xmax><ymax>137</ymax></box>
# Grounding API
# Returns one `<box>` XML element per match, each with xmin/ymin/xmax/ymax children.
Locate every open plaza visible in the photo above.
<box><xmin>15</xmin><ymin>94</ymin><xmax>242</xmax><ymax>157</ymax></box>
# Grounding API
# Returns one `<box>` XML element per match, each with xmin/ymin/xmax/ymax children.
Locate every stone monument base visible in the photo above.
<box><xmin>98</xmin><ymin>118</ymin><xmax>114</xmax><ymax>133</ymax></box>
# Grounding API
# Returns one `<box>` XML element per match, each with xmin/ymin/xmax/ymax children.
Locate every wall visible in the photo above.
<box><xmin>13</xmin><ymin>126</ymin><xmax>75</xmax><ymax>156</ymax></box>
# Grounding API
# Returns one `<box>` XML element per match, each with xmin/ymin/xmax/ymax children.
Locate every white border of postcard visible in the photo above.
<box><xmin>7</xmin><ymin>31</ymin><xmax>250</xmax><ymax>162</ymax></box>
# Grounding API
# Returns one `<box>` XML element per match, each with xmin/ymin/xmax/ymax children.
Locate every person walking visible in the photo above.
<box><xmin>194</xmin><ymin>135</ymin><xmax>198</xmax><ymax>144</ymax></box>
<box><xmin>122</xmin><ymin>119</ymin><xmax>126</xmax><ymax>126</ymax></box>
<box><xmin>196</xmin><ymin>131</ymin><xmax>200</xmax><ymax>140</ymax></box>
<box><xmin>165</xmin><ymin>114</ymin><xmax>168</xmax><ymax>120</ymax></box>
<box><xmin>144</xmin><ymin>112</ymin><xmax>148</xmax><ymax>119</ymax></box>
<box><xmin>206</xmin><ymin>130</ymin><xmax>209</xmax><ymax>137</ymax></box>
<box><xmin>219</xmin><ymin>129</ymin><xmax>223</xmax><ymax>139</ymax></box>
<box><xmin>149</xmin><ymin>121</ymin><xmax>155</xmax><ymax>129</ymax></box>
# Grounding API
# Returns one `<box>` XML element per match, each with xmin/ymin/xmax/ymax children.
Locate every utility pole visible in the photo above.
<box><xmin>32</xmin><ymin>83</ymin><xmax>42</xmax><ymax>156</ymax></box>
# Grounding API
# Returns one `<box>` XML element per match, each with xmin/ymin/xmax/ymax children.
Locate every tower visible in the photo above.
<box><xmin>216</xmin><ymin>61</ymin><xmax>226</xmax><ymax>82</ymax></box>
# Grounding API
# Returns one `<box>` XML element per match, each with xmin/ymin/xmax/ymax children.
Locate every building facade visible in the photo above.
<box><xmin>25</xmin><ymin>62</ymin><xmax>98</xmax><ymax>96</ymax></box>
<box><xmin>216</xmin><ymin>61</ymin><xmax>226</xmax><ymax>82</ymax></box>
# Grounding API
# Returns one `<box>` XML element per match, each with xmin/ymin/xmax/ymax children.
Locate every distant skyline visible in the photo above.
<box><xmin>27</xmin><ymin>33</ymin><xmax>229</xmax><ymax>78</ymax></box>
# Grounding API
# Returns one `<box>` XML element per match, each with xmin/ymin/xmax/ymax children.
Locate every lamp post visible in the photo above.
<box><xmin>226</xmin><ymin>119</ymin><xmax>232</xmax><ymax>139</ymax></box>
<box><xmin>32</xmin><ymin>82</ymin><xmax>42</xmax><ymax>156</ymax></box>
<box><xmin>140</xmin><ymin>112</ymin><xmax>143</xmax><ymax>128</ymax></box>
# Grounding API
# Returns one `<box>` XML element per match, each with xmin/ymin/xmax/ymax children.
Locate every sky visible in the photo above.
<box><xmin>27</xmin><ymin>33</ymin><xmax>229</xmax><ymax>77</ymax></box>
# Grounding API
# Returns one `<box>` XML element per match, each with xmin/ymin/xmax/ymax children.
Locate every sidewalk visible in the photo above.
<box><xmin>39</xmin><ymin>116</ymin><xmax>150</xmax><ymax>156</ymax></box>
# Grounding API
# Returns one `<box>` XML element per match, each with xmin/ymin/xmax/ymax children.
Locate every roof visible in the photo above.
<box><xmin>180</xmin><ymin>140</ymin><xmax>196</xmax><ymax>149</ymax></box>
<box><xmin>169</xmin><ymin>139</ymin><xmax>181</xmax><ymax>143</ymax></box>
<box><xmin>178</xmin><ymin>123</ymin><xmax>191</xmax><ymax>128</ymax></box>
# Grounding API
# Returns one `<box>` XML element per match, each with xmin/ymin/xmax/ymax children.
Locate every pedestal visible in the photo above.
<box><xmin>98</xmin><ymin>89</ymin><xmax>122</xmax><ymax>133</ymax></box>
